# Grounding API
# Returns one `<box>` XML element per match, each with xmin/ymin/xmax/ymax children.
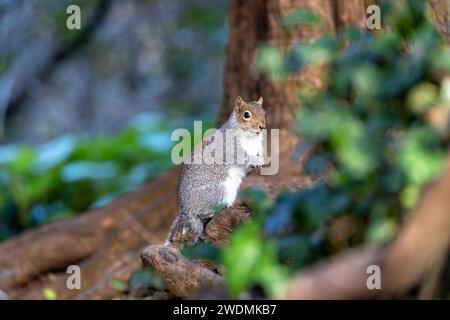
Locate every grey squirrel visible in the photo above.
<box><xmin>165</xmin><ymin>96</ymin><xmax>267</xmax><ymax>248</ymax></box>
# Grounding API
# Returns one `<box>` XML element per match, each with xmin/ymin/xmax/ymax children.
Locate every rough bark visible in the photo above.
<box><xmin>141</xmin><ymin>245</ymin><xmax>223</xmax><ymax>299</ymax></box>
<box><xmin>429</xmin><ymin>0</ymin><xmax>450</xmax><ymax>44</ymax></box>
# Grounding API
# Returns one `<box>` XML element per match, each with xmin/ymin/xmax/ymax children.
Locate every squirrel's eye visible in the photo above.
<box><xmin>243</xmin><ymin>111</ymin><xmax>251</xmax><ymax>120</ymax></box>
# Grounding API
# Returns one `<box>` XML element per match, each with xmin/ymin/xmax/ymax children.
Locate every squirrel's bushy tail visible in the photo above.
<box><xmin>164</xmin><ymin>212</ymin><xmax>203</xmax><ymax>249</ymax></box>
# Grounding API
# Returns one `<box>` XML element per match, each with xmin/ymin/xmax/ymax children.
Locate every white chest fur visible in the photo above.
<box><xmin>239</xmin><ymin>132</ymin><xmax>263</xmax><ymax>157</ymax></box>
<box><xmin>222</xmin><ymin>166</ymin><xmax>246</xmax><ymax>207</ymax></box>
<box><xmin>221</xmin><ymin>133</ymin><xmax>263</xmax><ymax>207</ymax></box>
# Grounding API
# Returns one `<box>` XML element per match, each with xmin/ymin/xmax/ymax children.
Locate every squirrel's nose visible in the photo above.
<box><xmin>259</xmin><ymin>123</ymin><xmax>266</xmax><ymax>130</ymax></box>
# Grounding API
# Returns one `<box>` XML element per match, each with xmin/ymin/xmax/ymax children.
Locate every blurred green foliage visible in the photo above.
<box><xmin>0</xmin><ymin>113</ymin><xmax>212</xmax><ymax>240</ymax></box>
<box><xmin>43</xmin><ymin>288</ymin><xmax>57</xmax><ymax>300</ymax></box>
<box><xmin>216</xmin><ymin>0</ymin><xmax>449</xmax><ymax>298</ymax></box>
<box><xmin>281</xmin><ymin>9</ymin><xmax>322</xmax><ymax>29</ymax></box>
<box><xmin>223</xmin><ymin>221</ymin><xmax>287</xmax><ymax>298</ymax></box>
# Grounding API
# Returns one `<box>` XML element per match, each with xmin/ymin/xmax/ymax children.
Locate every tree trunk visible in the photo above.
<box><xmin>0</xmin><ymin>0</ymin><xmax>366</xmax><ymax>300</ymax></box>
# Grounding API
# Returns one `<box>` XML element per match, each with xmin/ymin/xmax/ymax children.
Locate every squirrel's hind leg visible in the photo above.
<box><xmin>165</xmin><ymin>213</ymin><xmax>203</xmax><ymax>249</ymax></box>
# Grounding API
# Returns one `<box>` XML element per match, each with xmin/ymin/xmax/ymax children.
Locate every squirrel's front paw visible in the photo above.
<box><xmin>248</xmin><ymin>154</ymin><xmax>265</xmax><ymax>168</ymax></box>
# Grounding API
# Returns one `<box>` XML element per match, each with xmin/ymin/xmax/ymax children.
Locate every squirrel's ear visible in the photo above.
<box><xmin>234</xmin><ymin>96</ymin><xmax>245</xmax><ymax>111</ymax></box>
<box><xmin>257</xmin><ymin>96</ymin><xmax>263</xmax><ymax>105</ymax></box>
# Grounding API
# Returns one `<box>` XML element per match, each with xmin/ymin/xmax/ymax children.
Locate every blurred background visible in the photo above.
<box><xmin>0</xmin><ymin>0</ymin><xmax>227</xmax><ymax>240</ymax></box>
<box><xmin>1</xmin><ymin>0</ymin><xmax>450</xmax><ymax>300</ymax></box>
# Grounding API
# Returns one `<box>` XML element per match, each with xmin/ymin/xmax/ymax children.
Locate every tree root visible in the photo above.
<box><xmin>141</xmin><ymin>245</ymin><xmax>223</xmax><ymax>299</ymax></box>
<box><xmin>0</xmin><ymin>168</ymin><xmax>180</xmax><ymax>299</ymax></box>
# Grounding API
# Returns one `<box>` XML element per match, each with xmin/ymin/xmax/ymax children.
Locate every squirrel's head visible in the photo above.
<box><xmin>234</xmin><ymin>96</ymin><xmax>266</xmax><ymax>134</ymax></box>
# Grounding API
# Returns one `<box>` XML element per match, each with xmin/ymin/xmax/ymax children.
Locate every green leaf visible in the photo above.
<box><xmin>109</xmin><ymin>279</ymin><xmax>128</xmax><ymax>292</ymax></box>
<box><xmin>62</xmin><ymin>161</ymin><xmax>120</xmax><ymax>182</ymax></box>
<box><xmin>365</xmin><ymin>218</ymin><xmax>397</xmax><ymax>244</ymax></box>
<box><xmin>223</xmin><ymin>222</ymin><xmax>287</xmax><ymax>298</ymax></box>
<box><xmin>43</xmin><ymin>288</ymin><xmax>57</xmax><ymax>300</ymax></box>
<box><xmin>282</xmin><ymin>9</ymin><xmax>322</xmax><ymax>28</ymax></box>
<box><xmin>407</xmin><ymin>82</ymin><xmax>439</xmax><ymax>114</ymax></box>
<box><xmin>34</xmin><ymin>135</ymin><xmax>75</xmax><ymax>172</ymax></box>
<box><xmin>431</xmin><ymin>46</ymin><xmax>450</xmax><ymax>73</ymax></box>
<box><xmin>292</xmin><ymin>41</ymin><xmax>334</xmax><ymax>65</ymax></box>
<box><xmin>129</xmin><ymin>269</ymin><xmax>166</xmax><ymax>291</ymax></box>
<box><xmin>396</xmin><ymin>127</ymin><xmax>445</xmax><ymax>187</ymax></box>
<box><xmin>254</xmin><ymin>45</ymin><xmax>286</xmax><ymax>81</ymax></box>
<box><xmin>182</xmin><ymin>243</ymin><xmax>222</xmax><ymax>263</ymax></box>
